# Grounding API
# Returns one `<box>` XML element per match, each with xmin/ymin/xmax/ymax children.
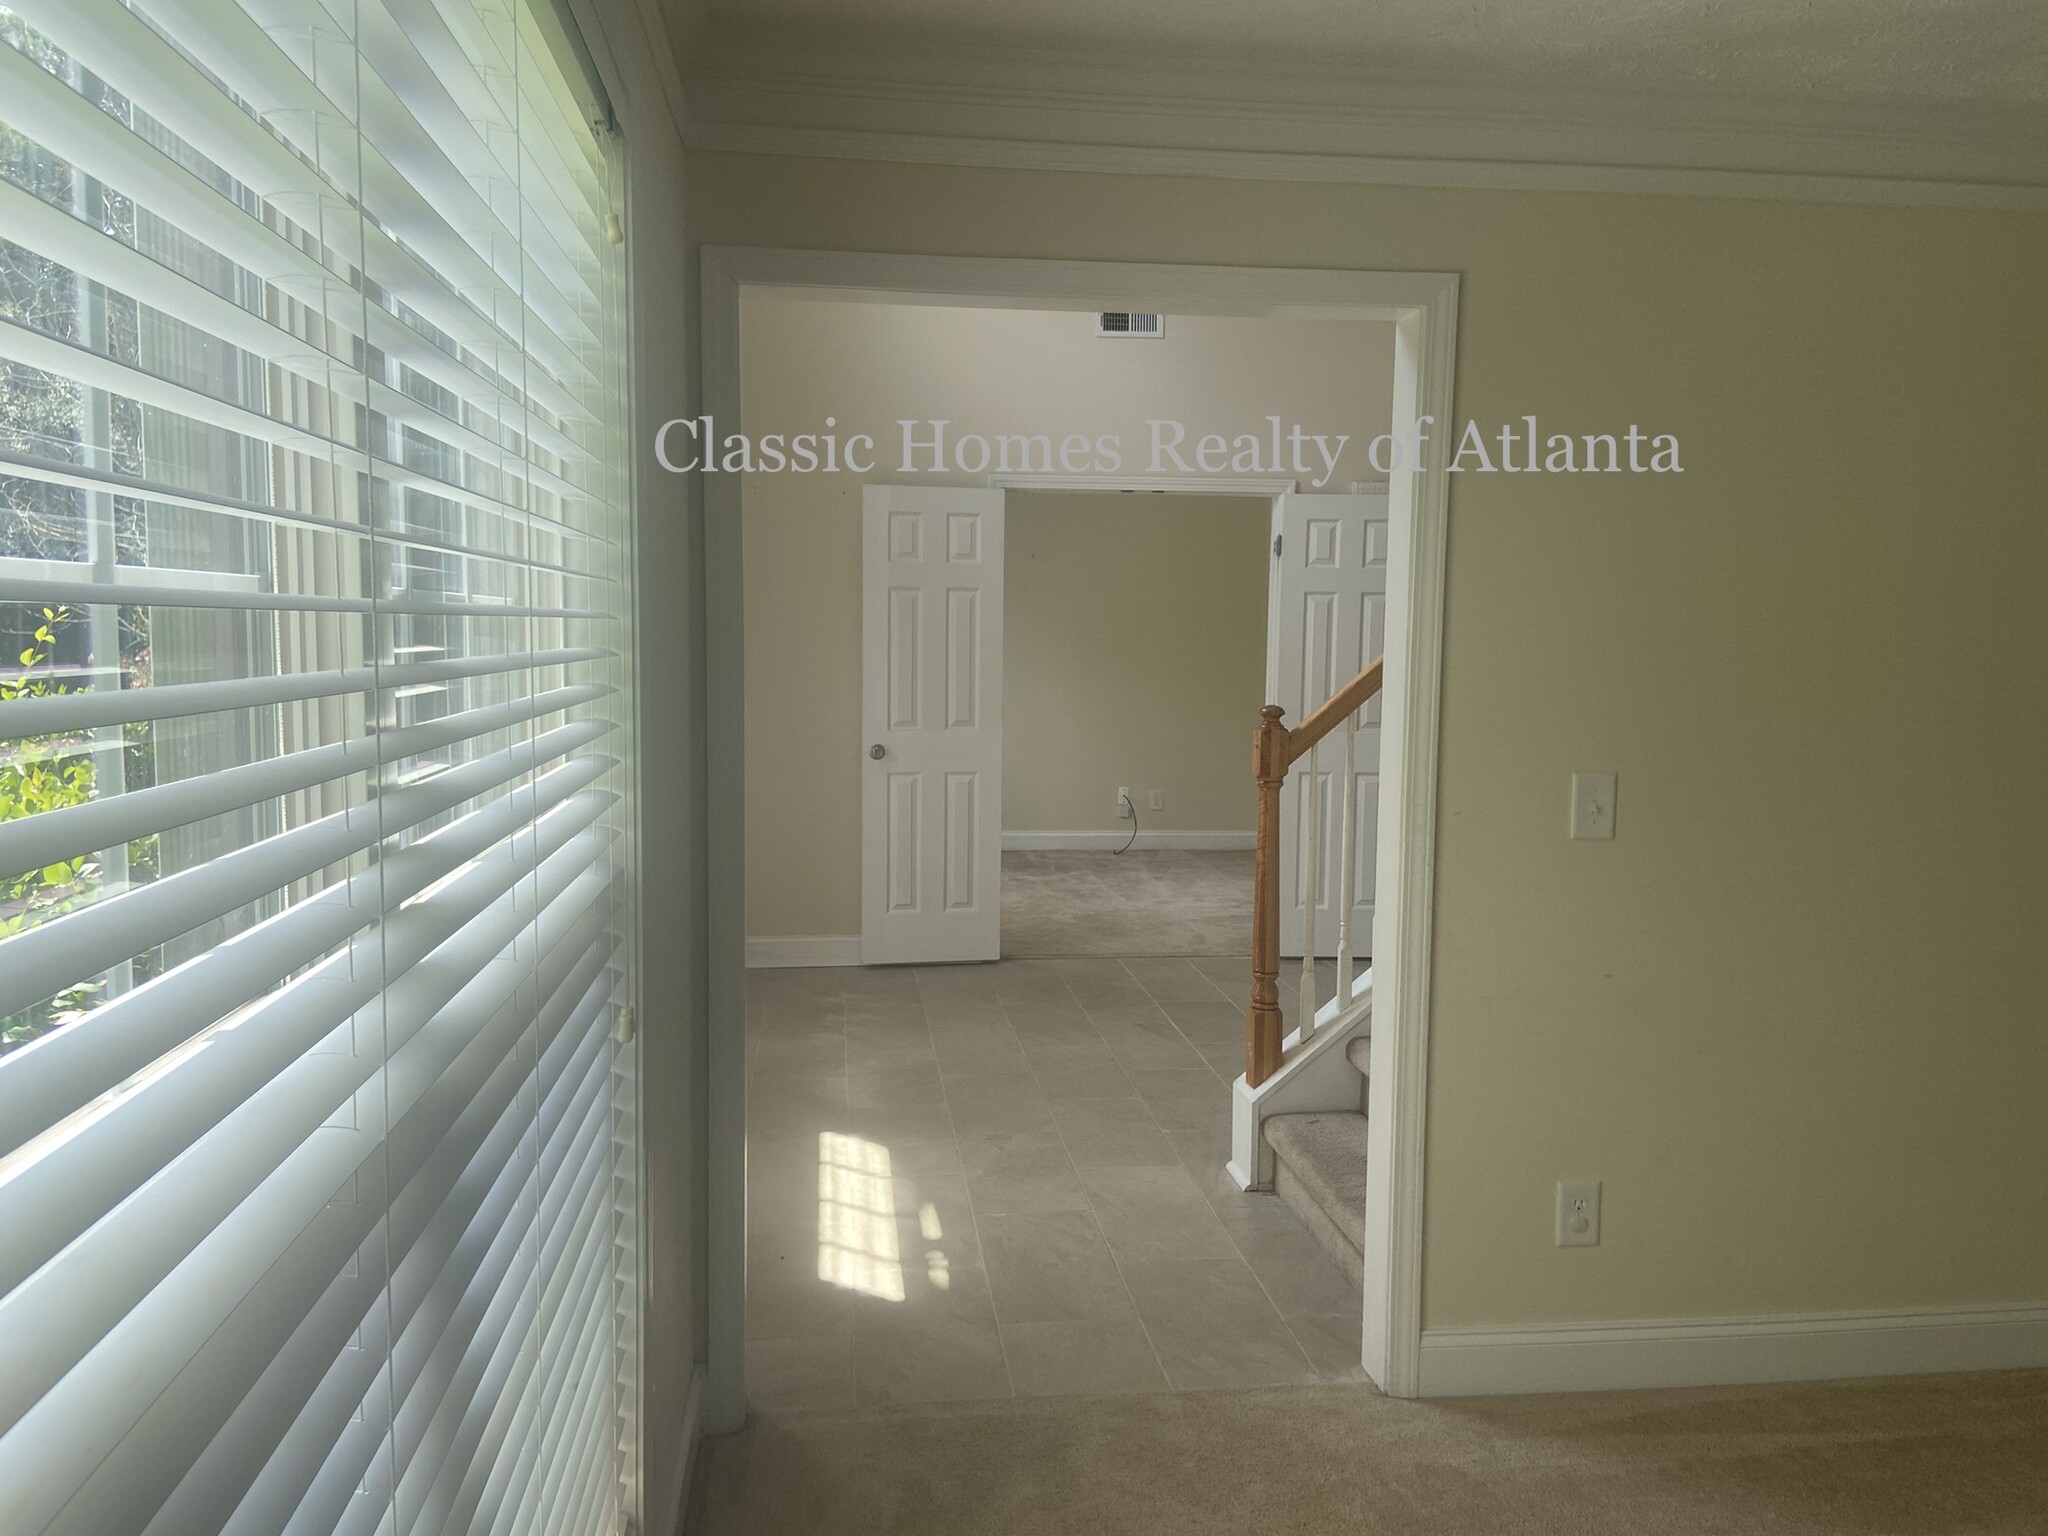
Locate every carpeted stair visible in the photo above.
<box><xmin>1259</xmin><ymin>1033</ymin><xmax>1371</xmax><ymax>1290</ymax></box>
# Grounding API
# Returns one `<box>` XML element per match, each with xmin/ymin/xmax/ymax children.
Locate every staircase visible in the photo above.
<box><xmin>1260</xmin><ymin>1034</ymin><xmax>1370</xmax><ymax>1288</ymax></box>
<box><xmin>1229</xmin><ymin>654</ymin><xmax>1385</xmax><ymax>1289</ymax></box>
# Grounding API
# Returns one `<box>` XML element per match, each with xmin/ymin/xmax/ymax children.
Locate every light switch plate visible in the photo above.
<box><xmin>1570</xmin><ymin>772</ymin><xmax>1616</xmax><ymax>840</ymax></box>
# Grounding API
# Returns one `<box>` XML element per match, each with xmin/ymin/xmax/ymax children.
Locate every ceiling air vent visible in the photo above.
<box><xmin>1097</xmin><ymin>311</ymin><xmax>1164</xmax><ymax>338</ymax></box>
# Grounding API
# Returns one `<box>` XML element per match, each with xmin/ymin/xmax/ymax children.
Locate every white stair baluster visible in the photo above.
<box><xmin>1334</xmin><ymin>708</ymin><xmax>1358</xmax><ymax>1002</ymax></box>
<box><xmin>1299</xmin><ymin>741</ymin><xmax>1319</xmax><ymax>1039</ymax></box>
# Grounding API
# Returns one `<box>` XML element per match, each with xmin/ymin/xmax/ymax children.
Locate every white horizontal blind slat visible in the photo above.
<box><xmin>0</xmin><ymin>775</ymin><xmax>614</xmax><ymax>1159</ymax></box>
<box><xmin>0</xmin><ymin>684</ymin><xmax>607</xmax><ymax>878</ymax></box>
<box><xmin>0</xmin><ymin>721</ymin><xmax>611</xmax><ymax>1018</ymax></box>
<box><xmin>0</xmin><ymin>646</ymin><xmax>608</xmax><ymax>735</ymax></box>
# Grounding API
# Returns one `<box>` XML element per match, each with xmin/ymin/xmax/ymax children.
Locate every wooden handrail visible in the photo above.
<box><xmin>1283</xmin><ymin>657</ymin><xmax>1384</xmax><ymax>766</ymax></box>
<box><xmin>1246</xmin><ymin>655</ymin><xmax>1385</xmax><ymax>1088</ymax></box>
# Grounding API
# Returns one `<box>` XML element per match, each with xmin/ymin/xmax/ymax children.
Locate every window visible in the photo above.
<box><xmin>0</xmin><ymin>1</ymin><xmax>640</xmax><ymax>1531</ymax></box>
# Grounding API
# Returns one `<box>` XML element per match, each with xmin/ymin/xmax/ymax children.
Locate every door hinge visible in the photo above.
<box><xmin>1272</xmin><ymin>533</ymin><xmax>1282</xmax><ymax>557</ymax></box>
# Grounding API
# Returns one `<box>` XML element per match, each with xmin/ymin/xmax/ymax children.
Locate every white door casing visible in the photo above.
<box><xmin>861</xmin><ymin>485</ymin><xmax>1005</xmax><ymax>964</ymax></box>
<box><xmin>1270</xmin><ymin>490</ymin><xmax>1388</xmax><ymax>959</ymax></box>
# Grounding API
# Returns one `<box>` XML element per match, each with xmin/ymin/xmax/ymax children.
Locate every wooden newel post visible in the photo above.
<box><xmin>1247</xmin><ymin>704</ymin><xmax>1290</xmax><ymax>1087</ymax></box>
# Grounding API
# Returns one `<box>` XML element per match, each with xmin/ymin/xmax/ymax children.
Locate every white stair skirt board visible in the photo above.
<box><xmin>1230</xmin><ymin>967</ymin><xmax>1373</xmax><ymax>1190</ymax></box>
<box><xmin>1001</xmin><ymin>830</ymin><xmax>1255</xmax><ymax>851</ymax></box>
<box><xmin>1417</xmin><ymin>1303</ymin><xmax>2048</xmax><ymax>1397</ymax></box>
<box><xmin>746</xmin><ymin>935</ymin><xmax>864</xmax><ymax>968</ymax></box>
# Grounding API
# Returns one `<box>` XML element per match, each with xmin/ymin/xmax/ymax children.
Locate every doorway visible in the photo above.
<box><xmin>702</xmin><ymin>247</ymin><xmax>1460</xmax><ymax>1428</ymax></box>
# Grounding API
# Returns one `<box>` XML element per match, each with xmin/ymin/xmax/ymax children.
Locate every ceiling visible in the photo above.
<box><xmin>696</xmin><ymin>0</ymin><xmax>2048</xmax><ymax>105</ymax></box>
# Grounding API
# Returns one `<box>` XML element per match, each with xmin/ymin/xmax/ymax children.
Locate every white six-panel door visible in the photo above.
<box><xmin>861</xmin><ymin>486</ymin><xmax>1005</xmax><ymax>964</ymax></box>
<box><xmin>1270</xmin><ymin>490</ymin><xmax>1387</xmax><ymax>959</ymax></box>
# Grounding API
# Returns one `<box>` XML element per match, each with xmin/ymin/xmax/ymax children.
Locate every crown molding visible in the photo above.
<box><xmin>680</xmin><ymin>33</ymin><xmax>2048</xmax><ymax>207</ymax></box>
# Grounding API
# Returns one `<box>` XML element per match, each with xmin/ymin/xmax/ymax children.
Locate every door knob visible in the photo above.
<box><xmin>869</xmin><ymin>743</ymin><xmax>885</xmax><ymax>760</ymax></box>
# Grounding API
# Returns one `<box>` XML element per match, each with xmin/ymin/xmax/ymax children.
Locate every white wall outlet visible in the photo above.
<box><xmin>1115</xmin><ymin>786</ymin><xmax>1134</xmax><ymax>819</ymax></box>
<box><xmin>1570</xmin><ymin>772</ymin><xmax>1617</xmax><ymax>840</ymax></box>
<box><xmin>1556</xmin><ymin>1180</ymin><xmax>1601</xmax><ymax>1246</ymax></box>
<box><xmin>1148</xmin><ymin>789</ymin><xmax>1164</xmax><ymax>811</ymax></box>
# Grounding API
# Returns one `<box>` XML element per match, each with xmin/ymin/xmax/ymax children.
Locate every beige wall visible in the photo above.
<box><xmin>700</xmin><ymin>153</ymin><xmax>2048</xmax><ymax>1333</ymax></box>
<box><xmin>739</xmin><ymin>299</ymin><xmax>1394</xmax><ymax>933</ymax></box>
<box><xmin>1004</xmin><ymin>492</ymin><xmax>1269</xmax><ymax>834</ymax></box>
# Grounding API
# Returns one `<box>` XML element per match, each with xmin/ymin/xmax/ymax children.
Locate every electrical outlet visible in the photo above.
<box><xmin>1148</xmin><ymin>790</ymin><xmax>1164</xmax><ymax>811</ymax></box>
<box><xmin>1556</xmin><ymin>1180</ymin><xmax>1601</xmax><ymax>1247</ymax></box>
<box><xmin>1115</xmin><ymin>786</ymin><xmax>1133</xmax><ymax>819</ymax></box>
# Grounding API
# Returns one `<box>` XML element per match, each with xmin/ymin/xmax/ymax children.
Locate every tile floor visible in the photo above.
<box><xmin>745</xmin><ymin>955</ymin><xmax>1365</xmax><ymax>1410</ymax></box>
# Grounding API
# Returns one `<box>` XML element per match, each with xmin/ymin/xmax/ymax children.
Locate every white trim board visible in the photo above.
<box><xmin>1417</xmin><ymin>1304</ymin><xmax>2048</xmax><ymax>1398</ymax></box>
<box><xmin>746</xmin><ymin>935</ymin><xmax>864</xmax><ymax>968</ymax></box>
<box><xmin>681</xmin><ymin>39</ymin><xmax>2048</xmax><ymax>209</ymax></box>
<box><xmin>1002</xmin><ymin>830</ymin><xmax>1254</xmax><ymax>852</ymax></box>
<box><xmin>701</xmin><ymin>246</ymin><xmax>1457</xmax><ymax>1426</ymax></box>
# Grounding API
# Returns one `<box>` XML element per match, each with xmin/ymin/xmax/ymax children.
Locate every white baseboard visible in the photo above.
<box><xmin>1418</xmin><ymin>1302</ymin><xmax>2048</xmax><ymax>1397</ymax></box>
<box><xmin>745</xmin><ymin>935</ymin><xmax>862</xmax><ymax>968</ymax></box>
<box><xmin>653</xmin><ymin>1362</ymin><xmax>706</xmax><ymax>1536</ymax></box>
<box><xmin>1002</xmin><ymin>830</ymin><xmax>1255</xmax><ymax>851</ymax></box>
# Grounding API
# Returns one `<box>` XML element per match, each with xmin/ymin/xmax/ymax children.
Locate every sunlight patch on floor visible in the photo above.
<box><xmin>817</xmin><ymin>1131</ymin><xmax>910</xmax><ymax>1300</ymax></box>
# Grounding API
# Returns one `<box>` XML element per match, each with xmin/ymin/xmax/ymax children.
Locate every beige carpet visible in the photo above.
<box><xmin>690</xmin><ymin>1371</ymin><xmax>2048</xmax><ymax>1535</ymax></box>
<box><xmin>1002</xmin><ymin>850</ymin><xmax>1253</xmax><ymax>957</ymax></box>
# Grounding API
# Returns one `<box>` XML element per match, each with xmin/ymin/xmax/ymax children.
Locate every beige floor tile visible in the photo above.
<box><xmin>1141</xmin><ymin>1305</ymin><xmax>1318</xmax><ymax>1390</ymax></box>
<box><xmin>1121</xmin><ymin>958</ymin><xmax>1228</xmax><ymax>1004</ymax></box>
<box><xmin>1073</xmin><ymin>991</ymin><xmax>1174</xmax><ymax>1027</ymax></box>
<box><xmin>841</xmin><ymin>966</ymin><xmax>922</xmax><ymax>1002</ymax></box>
<box><xmin>1193</xmin><ymin>1040</ymin><xmax>1246</xmax><ymax>1081</ymax></box>
<box><xmin>748</xmin><ymin>1073</ymin><xmax>850</xmax><ymax>1135</ymax></box>
<box><xmin>1048</xmin><ymin>1097</ymin><xmax>1181</xmax><ymax>1168</ymax></box>
<box><xmin>1078</xmin><ymin>1165</ymin><xmax>1240</xmax><ymax>1263</ymax></box>
<box><xmin>958</xmin><ymin>1129</ymin><xmax>1091</xmax><ymax>1215</ymax></box>
<box><xmin>888</xmin><ymin>1172</ymin><xmax>982</xmax><ymax>1270</ymax></box>
<box><xmin>1156</xmin><ymin>997</ymin><xmax>1248</xmax><ymax>1044</ymax></box>
<box><xmin>748</xmin><ymin>1147</ymin><xmax>828</xmax><ymax>1231</ymax></box>
<box><xmin>1004</xmin><ymin>1009</ymin><xmax>1102</xmax><ymax>1050</ymax></box>
<box><xmin>988</xmin><ymin>960</ymin><xmax>1076</xmax><ymax>1004</ymax></box>
<box><xmin>1094</xmin><ymin>1015</ymin><xmax>1210</xmax><ymax>1072</ymax></box>
<box><xmin>1287</xmin><ymin>1311</ymin><xmax>1373</xmax><ymax>1383</ymax></box>
<box><xmin>980</xmin><ymin>1209</ymin><xmax>1136</xmax><ymax>1324</ymax></box>
<box><xmin>842</xmin><ymin>1101</ymin><xmax>956</xmax><ymax>1147</ymax></box>
<box><xmin>747</xmin><ymin>1224</ymin><xmax>856</xmax><ymax>1341</ymax></box>
<box><xmin>843</xmin><ymin>1028</ymin><xmax>937</xmax><ymax>1073</ymax></box>
<box><xmin>749</xmin><ymin>1030</ymin><xmax>848</xmax><ymax>1077</ymax></box>
<box><xmin>1114</xmin><ymin>1255</ymin><xmax>1274</xmax><ymax>1325</ymax></box>
<box><xmin>851</xmin><ymin>1264</ymin><xmax>1012</xmax><ymax>1405</ymax></box>
<box><xmin>1238</xmin><ymin>1231</ymin><xmax>1361</xmax><ymax>1317</ymax></box>
<box><xmin>1022</xmin><ymin>1043</ymin><xmax>1135</xmax><ymax>1102</ymax></box>
<box><xmin>746</xmin><ymin>1335</ymin><xmax>857</xmax><ymax>1412</ymax></box>
<box><xmin>999</xmin><ymin>1319</ymin><xmax>1168</xmax><ymax>1397</ymax></box>
<box><xmin>1123</xmin><ymin>1067</ymin><xmax>1230</xmax><ymax>1132</ymax></box>
<box><xmin>1051</xmin><ymin>958</ymin><xmax>1139</xmax><ymax>988</ymax></box>
<box><xmin>912</xmin><ymin>966</ymin><xmax>1003</xmax><ymax>1000</ymax></box>
<box><xmin>847</xmin><ymin>1060</ymin><xmax>946</xmax><ymax>1107</ymax></box>
<box><xmin>927</xmin><ymin>1017</ymin><xmax>1029</xmax><ymax>1071</ymax></box>
<box><xmin>943</xmin><ymin>1067</ymin><xmax>1056</xmax><ymax>1137</ymax></box>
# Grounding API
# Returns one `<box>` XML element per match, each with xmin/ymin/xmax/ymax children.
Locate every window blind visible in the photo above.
<box><xmin>0</xmin><ymin>2</ymin><xmax>641</xmax><ymax>1533</ymax></box>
